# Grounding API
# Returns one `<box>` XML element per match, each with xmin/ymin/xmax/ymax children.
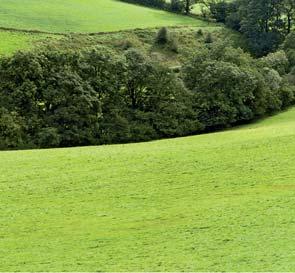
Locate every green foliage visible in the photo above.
<box><xmin>170</xmin><ymin>0</ymin><xmax>196</xmax><ymax>14</ymax></box>
<box><xmin>0</xmin><ymin>108</ymin><xmax>25</xmax><ymax>149</ymax></box>
<box><xmin>0</xmin><ymin>39</ymin><xmax>294</xmax><ymax>150</ymax></box>
<box><xmin>209</xmin><ymin>0</ymin><xmax>295</xmax><ymax>56</ymax></box>
<box><xmin>119</xmin><ymin>0</ymin><xmax>166</xmax><ymax>9</ymax></box>
<box><xmin>169</xmin><ymin>37</ymin><xmax>179</xmax><ymax>53</ymax></box>
<box><xmin>259</xmin><ymin>51</ymin><xmax>289</xmax><ymax>75</ymax></box>
<box><xmin>0</xmin><ymin>47</ymin><xmax>200</xmax><ymax>149</ymax></box>
<box><xmin>155</xmin><ymin>28</ymin><xmax>179</xmax><ymax>53</ymax></box>
<box><xmin>208</xmin><ymin>0</ymin><xmax>229</xmax><ymax>23</ymax></box>
<box><xmin>155</xmin><ymin>27</ymin><xmax>170</xmax><ymax>45</ymax></box>
<box><xmin>204</xmin><ymin>32</ymin><xmax>214</xmax><ymax>43</ymax></box>
<box><xmin>196</xmin><ymin>29</ymin><xmax>204</xmax><ymax>37</ymax></box>
<box><xmin>184</xmin><ymin>59</ymin><xmax>256</xmax><ymax>128</ymax></box>
<box><xmin>182</xmin><ymin>43</ymin><xmax>295</xmax><ymax>130</ymax></box>
<box><xmin>279</xmin><ymin>84</ymin><xmax>295</xmax><ymax>107</ymax></box>
<box><xmin>120</xmin><ymin>0</ymin><xmax>196</xmax><ymax>15</ymax></box>
<box><xmin>37</xmin><ymin>127</ymin><xmax>61</xmax><ymax>148</ymax></box>
<box><xmin>170</xmin><ymin>0</ymin><xmax>185</xmax><ymax>13</ymax></box>
<box><xmin>283</xmin><ymin>32</ymin><xmax>295</xmax><ymax>68</ymax></box>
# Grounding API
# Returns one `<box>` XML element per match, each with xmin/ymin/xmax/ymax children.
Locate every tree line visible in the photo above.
<box><xmin>119</xmin><ymin>0</ymin><xmax>196</xmax><ymax>15</ymax></box>
<box><xmin>120</xmin><ymin>0</ymin><xmax>295</xmax><ymax>56</ymax></box>
<box><xmin>202</xmin><ymin>0</ymin><xmax>295</xmax><ymax>56</ymax></box>
<box><xmin>1</xmin><ymin>31</ymin><xmax>295</xmax><ymax>150</ymax></box>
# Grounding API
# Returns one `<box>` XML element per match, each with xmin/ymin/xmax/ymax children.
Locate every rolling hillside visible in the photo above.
<box><xmin>0</xmin><ymin>0</ymin><xmax>209</xmax><ymax>33</ymax></box>
<box><xmin>1</xmin><ymin>107</ymin><xmax>295</xmax><ymax>271</ymax></box>
<box><xmin>0</xmin><ymin>0</ymin><xmax>216</xmax><ymax>55</ymax></box>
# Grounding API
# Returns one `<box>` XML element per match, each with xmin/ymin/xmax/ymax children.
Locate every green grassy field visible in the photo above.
<box><xmin>0</xmin><ymin>0</ymin><xmax>216</xmax><ymax>55</ymax></box>
<box><xmin>0</xmin><ymin>0</ymin><xmax>209</xmax><ymax>33</ymax></box>
<box><xmin>1</xmin><ymin>107</ymin><xmax>295</xmax><ymax>271</ymax></box>
<box><xmin>0</xmin><ymin>30</ymin><xmax>59</xmax><ymax>55</ymax></box>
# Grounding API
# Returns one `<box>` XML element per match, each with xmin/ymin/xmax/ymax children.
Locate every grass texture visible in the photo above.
<box><xmin>0</xmin><ymin>0</ymin><xmax>210</xmax><ymax>33</ymax></box>
<box><xmin>1</xmin><ymin>108</ymin><xmax>295</xmax><ymax>271</ymax></box>
<box><xmin>0</xmin><ymin>30</ymin><xmax>58</xmax><ymax>55</ymax></box>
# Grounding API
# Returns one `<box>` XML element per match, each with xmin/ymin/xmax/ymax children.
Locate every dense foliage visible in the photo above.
<box><xmin>119</xmin><ymin>0</ymin><xmax>195</xmax><ymax>14</ymax></box>
<box><xmin>119</xmin><ymin>0</ymin><xmax>166</xmax><ymax>9</ymax></box>
<box><xmin>208</xmin><ymin>0</ymin><xmax>295</xmax><ymax>56</ymax></box>
<box><xmin>0</xmin><ymin>47</ymin><xmax>200</xmax><ymax>149</ymax></box>
<box><xmin>120</xmin><ymin>0</ymin><xmax>294</xmax><ymax>57</ymax></box>
<box><xmin>0</xmin><ymin>35</ymin><xmax>295</xmax><ymax>149</ymax></box>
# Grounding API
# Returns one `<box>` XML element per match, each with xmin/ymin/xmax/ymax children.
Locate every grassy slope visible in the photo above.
<box><xmin>0</xmin><ymin>0</ymin><xmax>210</xmax><ymax>33</ymax></box>
<box><xmin>1</xmin><ymin>108</ymin><xmax>295</xmax><ymax>271</ymax></box>
<box><xmin>0</xmin><ymin>30</ymin><xmax>59</xmax><ymax>56</ymax></box>
<box><xmin>0</xmin><ymin>0</ymin><xmax>218</xmax><ymax>55</ymax></box>
<box><xmin>43</xmin><ymin>26</ymin><xmax>229</xmax><ymax>68</ymax></box>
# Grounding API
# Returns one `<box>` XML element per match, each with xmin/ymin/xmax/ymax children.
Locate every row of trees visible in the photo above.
<box><xmin>0</xmin><ymin>47</ymin><xmax>200</xmax><ymax>149</ymax></box>
<box><xmin>1</xmin><ymin>34</ymin><xmax>295</xmax><ymax>149</ymax></box>
<box><xmin>208</xmin><ymin>0</ymin><xmax>295</xmax><ymax>56</ymax></box>
<box><xmin>120</xmin><ymin>0</ymin><xmax>196</xmax><ymax>15</ymax></box>
<box><xmin>119</xmin><ymin>0</ymin><xmax>166</xmax><ymax>9</ymax></box>
<box><xmin>120</xmin><ymin>0</ymin><xmax>294</xmax><ymax>57</ymax></box>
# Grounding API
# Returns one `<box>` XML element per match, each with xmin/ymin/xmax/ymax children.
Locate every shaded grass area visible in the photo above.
<box><xmin>1</xmin><ymin>108</ymin><xmax>295</xmax><ymax>271</ymax></box>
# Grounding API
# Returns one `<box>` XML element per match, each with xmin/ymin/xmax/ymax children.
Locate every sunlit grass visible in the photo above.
<box><xmin>1</xmin><ymin>108</ymin><xmax>295</xmax><ymax>271</ymax></box>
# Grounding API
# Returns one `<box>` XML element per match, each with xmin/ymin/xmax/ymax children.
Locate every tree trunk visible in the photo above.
<box><xmin>185</xmin><ymin>0</ymin><xmax>190</xmax><ymax>15</ymax></box>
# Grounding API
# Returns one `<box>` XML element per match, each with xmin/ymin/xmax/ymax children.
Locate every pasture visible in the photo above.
<box><xmin>0</xmin><ymin>30</ymin><xmax>58</xmax><ymax>55</ymax></box>
<box><xmin>0</xmin><ymin>0</ymin><xmax>210</xmax><ymax>33</ymax></box>
<box><xmin>0</xmin><ymin>0</ymin><xmax>216</xmax><ymax>55</ymax></box>
<box><xmin>1</xmin><ymin>107</ymin><xmax>295</xmax><ymax>271</ymax></box>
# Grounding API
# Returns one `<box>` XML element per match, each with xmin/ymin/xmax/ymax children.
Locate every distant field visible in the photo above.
<box><xmin>1</xmin><ymin>107</ymin><xmax>295</xmax><ymax>271</ymax></box>
<box><xmin>0</xmin><ymin>0</ymin><xmax>217</xmax><ymax>55</ymax></box>
<box><xmin>0</xmin><ymin>0</ymin><xmax>210</xmax><ymax>33</ymax></box>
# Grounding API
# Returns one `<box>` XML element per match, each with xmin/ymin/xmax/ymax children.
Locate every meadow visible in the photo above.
<box><xmin>1</xmin><ymin>107</ymin><xmax>295</xmax><ymax>271</ymax></box>
<box><xmin>0</xmin><ymin>30</ymin><xmax>59</xmax><ymax>55</ymax></box>
<box><xmin>0</xmin><ymin>0</ymin><xmax>209</xmax><ymax>33</ymax></box>
<box><xmin>0</xmin><ymin>0</ymin><xmax>216</xmax><ymax>55</ymax></box>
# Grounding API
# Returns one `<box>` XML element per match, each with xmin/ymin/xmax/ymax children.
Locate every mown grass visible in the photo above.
<box><xmin>1</xmin><ymin>108</ymin><xmax>295</xmax><ymax>271</ymax></box>
<box><xmin>0</xmin><ymin>0</ymin><xmax>213</xmax><ymax>33</ymax></box>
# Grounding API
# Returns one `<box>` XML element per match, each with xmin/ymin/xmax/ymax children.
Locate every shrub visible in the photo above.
<box><xmin>169</xmin><ymin>36</ymin><xmax>179</xmax><ymax>53</ymax></box>
<box><xmin>0</xmin><ymin>108</ymin><xmax>25</xmax><ymax>149</ymax></box>
<box><xmin>260</xmin><ymin>50</ymin><xmax>289</xmax><ymax>75</ymax></box>
<box><xmin>120</xmin><ymin>40</ymin><xmax>134</xmax><ymax>50</ymax></box>
<box><xmin>283</xmin><ymin>32</ymin><xmax>295</xmax><ymax>68</ymax></box>
<box><xmin>155</xmin><ymin>27</ymin><xmax>169</xmax><ymax>45</ymax></box>
<box><xmin>37</xmin><ymin>127</ymin><xmax>61</xmax><ymax>148</ymax></box>
<box><xmin>204</xmin><ymin>33</ymin><xmax>214</xmax><ymax>44</ymax></box>
<box><xmin>196</xmin><ymin>29</ymin><xmax>204</xmax><ymax>37</ymax></box>
<box><xmin>279</xmin><ymin>84</ymin><xmax>295</xmax><ymax>107</ymax></box>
